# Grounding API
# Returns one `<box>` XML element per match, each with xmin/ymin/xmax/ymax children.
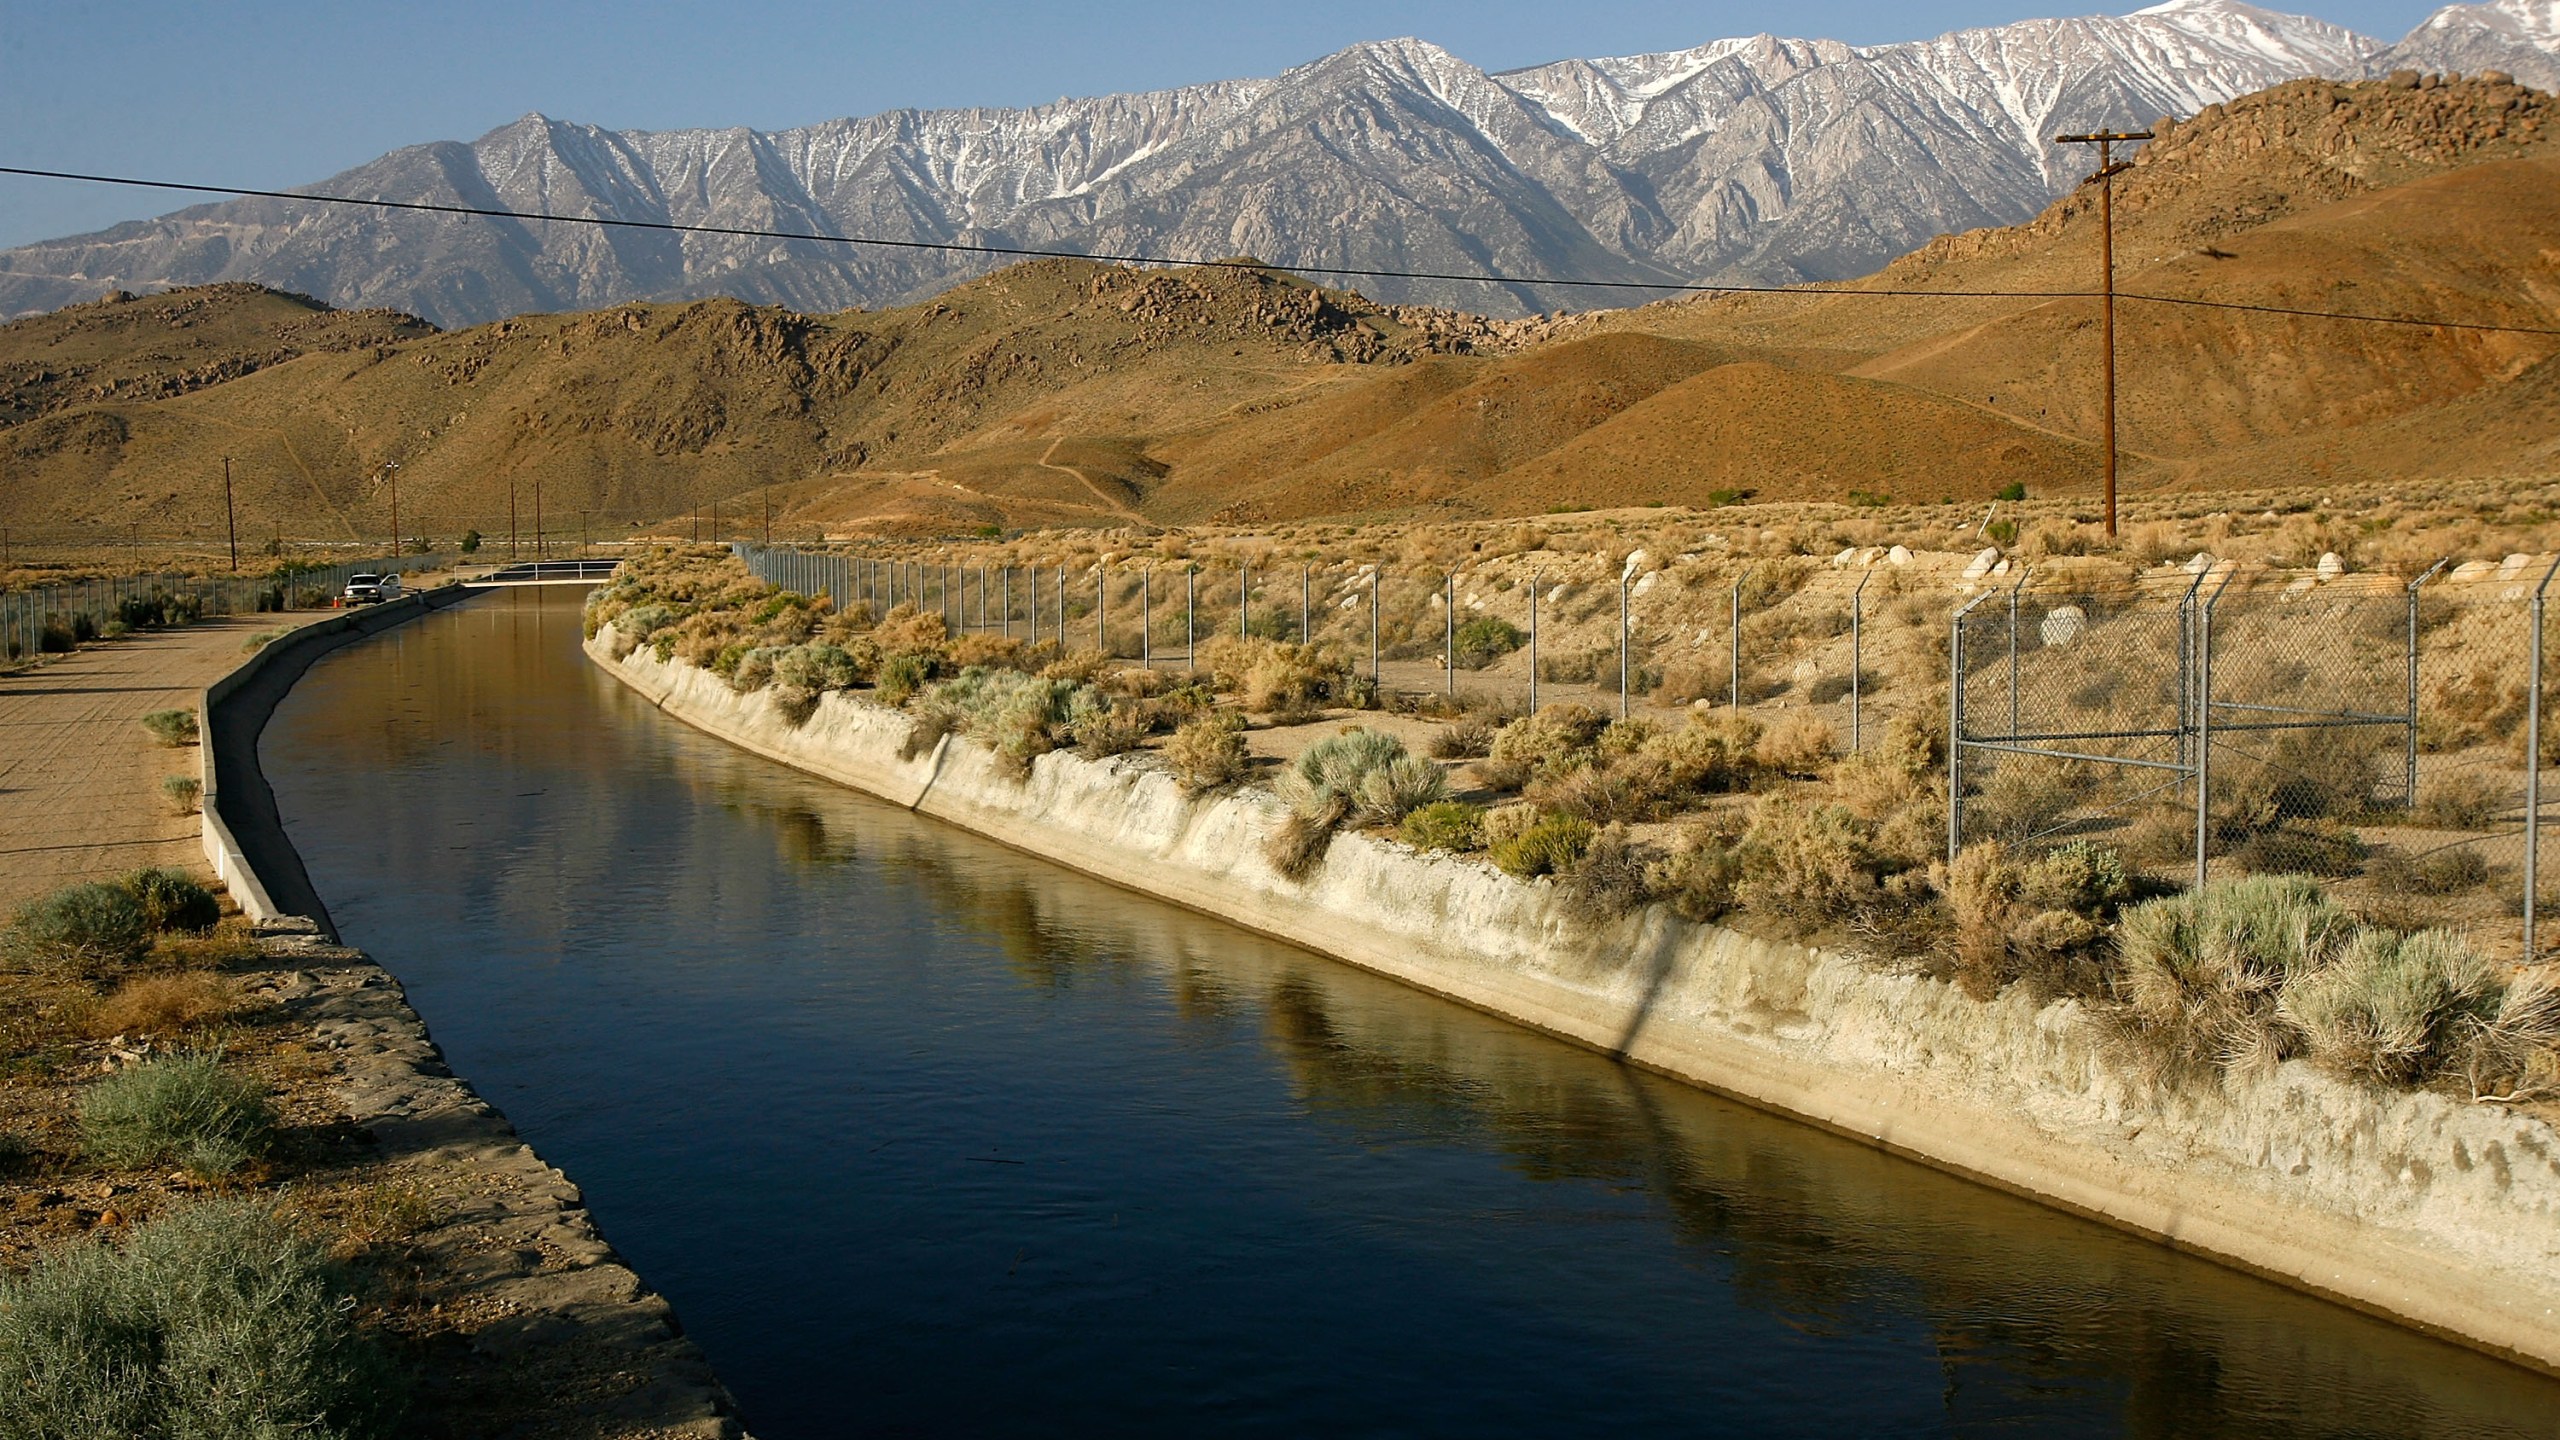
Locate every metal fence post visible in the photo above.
<box><xmin>1371</xmin><ymin>568</ymin><xmax>1381</xmax><ymax>682</ymax></box>
<box><xmin>2007</xmin><ymin>568</ymin><xmax>2033</xmax><ymax>740</ymax></box>
<box><xmin>1949</xmin><ymin>592</ymin><xmax>1983</xmax><ymax>860</ymax></box>
<box><xmin>1186</xmin><ymin>566</ymin><xmax>1196</xmax><ymax>672</ymax></box>
<box><xmin>1142</xmin><ymin>568</ymin><xmax>1152</xmax><ymax>668</ymax></box>
<box><xmin>1528</xmin><ymin>572</ymin><xmax>1540</xmax><ymax>714</ymax></box>
<box><xmin>2406</xmin><ymin>560</ymin><xmax>2450</xmax><ymax>810</ymax></box>
<box><xmin>1056</xmin><ymin>564</ymin><xmax>1066</xmax><ymax>648</ymax></box>
<box><xmin>1239</xmin><ymin>563</ymin><xmax>1249</xmax><ymax>641</ymax></box>
<box><xmin>2530</xmin><ymin>558</ymin><xmax>2560</xmax><ymax>960</ymax></box>
<box><xmin>1619</xmin><ymin>570</ymin><xmax>1631</xmax><ymax>720</ymax></box>
<box><xmin>1445</xmin><ymin>572</ymin><xmax>1455</xmax><ymax>699</ymax></box>
<box><xmin>1851</xmin><ymin>571</ymin><xmax>1871</xmax><ymax>751</ymax></box>
<box><xmin>1097</xmin><ymin>561</ymin><xmax>1108</xmax><ymax>656</ymax></box>
<box><xmin>1730</xmin><ymin>573</ymin><xmax>1744</xmax><ymax>710</ymax></box>
<box><xmin>2196</xmin><ymin>565</ymin><xmax>2241</xmax><ymax>890</ymax></box>
<box><xmin>1301</xmin><ymin>566</ymin><xmax>1310</xmax><ymax>646</ymax></box>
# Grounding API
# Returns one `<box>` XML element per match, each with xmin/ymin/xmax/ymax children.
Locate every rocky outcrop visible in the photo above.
<box><xmin>592</xmin><ymin>627</ymin><xmax>2560</xmax><ymax>1376</ymax></box>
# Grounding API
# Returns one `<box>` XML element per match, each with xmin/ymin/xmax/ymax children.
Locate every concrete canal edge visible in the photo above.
<box><xmin>592</xmin><ymin>629</ymin><xmax>2560</xmax><ymax>1379</ymax></box>
<box><xmin>198</xmin><ymin>590</ymin><xmax>751</xmax><ymax>1438</ymax></box>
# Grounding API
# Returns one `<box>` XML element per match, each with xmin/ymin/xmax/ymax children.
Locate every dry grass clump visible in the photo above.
<box><xmin>160</xmin><ymin>774</ymin><xmax>202</xmax><ymax>815</ymax></box>
<box><xmin>1554</xmin><ymin>823</ymin><xmax>1653</xmax><ymax>920</ymax></box>
<box><xmin>1487</xmin><ymin>807</ymin><xmax>1594</xmax><ymax>879</ymax></box>
<box><xmin>87</xmin><ymin>973</ymin><xmax>235</xmax><ymax>1038</ymax></box>
<box><xmin>1071</xmin><ymin>703</ymin><xmax>1152</xmax><ymax>760</ymax></box>
<box><xmin>1754</xmin><ymin>713</ymin><xmax>1837</xmax><ymax>778</ymax></box>
<box><xmin>1166</xmin><ymin>711</ymin><xmax>1251</xmax><ymax>795</ymax></box>
<box><xmin>3</xmin><ymin>870</ymin><xmax>225</xmax><ymax>976</ymax></box>
<box><xmin>1198</xmin><ymin>636</ymin><xmax>1358</xmax><ymax>719</ymax></box>
<box><xmin>1428</xmin><ymin>716</ymin><xmax>1496</xmax><ymax>760</ymax></box>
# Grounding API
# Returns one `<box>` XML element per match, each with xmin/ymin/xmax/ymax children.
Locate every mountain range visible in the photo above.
<box><xmin>0</xmin><ymin>0</ymin><xmax>2555</xmax><ymax>327</ymax></box>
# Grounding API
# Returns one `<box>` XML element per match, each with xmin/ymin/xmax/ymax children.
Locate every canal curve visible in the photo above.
<box><xmin>263</xmin><ymin>588</ymin><xmax>2560</xmax><ymax>1438</ymax></box>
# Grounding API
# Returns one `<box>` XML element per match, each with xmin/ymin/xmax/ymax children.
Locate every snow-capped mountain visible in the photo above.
<box><xmin>1</xmin><ymin>0</ymin><xmax>2550</xmax><ymax>325</ymax></box>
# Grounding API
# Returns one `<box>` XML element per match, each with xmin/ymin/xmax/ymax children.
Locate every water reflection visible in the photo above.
<box><xmin>264</xmin><ymin>589</ymin><xmax>2560</xmax><ymax>1439</ymax></box>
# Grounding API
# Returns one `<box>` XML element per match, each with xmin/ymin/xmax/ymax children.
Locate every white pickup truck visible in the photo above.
<box><xmin>341</xmin><ymin>573</ymin><xmax>404</xmax><ymax>606</ymax></box>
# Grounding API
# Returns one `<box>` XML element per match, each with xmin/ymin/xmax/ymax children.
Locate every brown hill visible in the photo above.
<box><xmin>1</xmin><ymin>72</ymin><xmax>2554</xmax><ymax>544</ymax></box>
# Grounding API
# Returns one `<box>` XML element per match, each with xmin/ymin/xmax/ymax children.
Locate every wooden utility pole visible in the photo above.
<box><xmin>534</xmin><ymin>475</ymin><xmax>545</xmax><ymax>558</ymax></box>
<box><xmin>509</xmin><ymin>475</ymin><xmax>520</xmax><ymax>560</ymax></box>
<box><xmin>2054</xmin><ymin>128</ymin><xmax>2150</xmax><ymax>539</ymax></box>
<box><xmin>377</xmin><ymin>461</ymin><xmax>401</xmax><ymax>557</ymax></box>
<box><xmin>762</xmin><ymin>490</ymin><xmax>772</xmax><ymax>548</ymax></box>
<box><xmin>222</xmin><ymin>457</ymin><xmax>238</xmax><ymax>572</ymax></box>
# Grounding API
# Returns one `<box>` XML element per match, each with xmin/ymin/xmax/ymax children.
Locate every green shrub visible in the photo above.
<box><xmin>876</xmin><ymin>652</ymin><xmax>933</xmax><ymax>707</ymax></box>
<box><xmin>140</xmin><ymin>710</ymin><xmax>199</xmax><ymax>747</ymax></box>
<box><xmin>160</xmin><ymin>775</ymin><xmax>202</xmax><ymax>816</ymax></box>
<box><xmin>2277</xmin><ymin>928</ymin><xmax>2499</xmax><ymax>1086</ymax></box>
<box><xmin>931</xmin><ymin>667</ymin><xmax>1104</xmax><ymax>778</ymax></box>
<box><xmin>6</xmin><ymin>883</ymin><xmax>151</xmax><ymax>973</ymax></box>
<box><xmin>2112</xmin><ymin>875</ymin><xmax>2357</xmax><ymax>1079</ymax></box>
<box><xmin>1476</xmin><ymin>703</ymin><xmax>1609</xmax><ymax>791</ymax></box>
<box><xmin>0</xmin><ymin>1198</ymin><xmax>401</xmax><ymax>1439</ymax></box>
<box><xmin>1166</xmin><ymin>711</ymin><xmax>1250</xmax><ymax>796</ymax></box>
<box><xmin>1400</xmin><ymin>801</ymin><xmax>1484</xmax><ymax>852</ymax></box>
<box><xmin>1649</xmin><ymin>822</ymin><xmax>1744</xmax><ymax>922</ymax></box>
<box><xmin>1267</xmin><ymin>729</ymin><xmax>1445</xmax><ymax>876</ymax></box>
<box><xmin>1451</xmin><ymin>616</ymin><xmax>1525</xmax><ymax>670</ymax></box>
<box><xmin>80</xmin><ymin>1051</ymin><xmax>276</xmax><ymax>1178</ymax></box>
<box><xmin>1490</xmin><ymin>812</ymin><xmax>1595</xmax><ymax>879</ymax></box>
<box><xmin>120</xmin><ymin>868</ymin><xmax>220</xmax><ymax>933</ymax></box>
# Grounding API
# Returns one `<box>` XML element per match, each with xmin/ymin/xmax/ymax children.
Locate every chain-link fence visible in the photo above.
<box><xmin>1</xmin><ymin>554</ymin><xmax>450</xmax><ymax>663</ymax></box>
<box><xmin>1952</xmin><ymin>559</ymin><xmax>2560</xmax><ymax>961</ymax></box>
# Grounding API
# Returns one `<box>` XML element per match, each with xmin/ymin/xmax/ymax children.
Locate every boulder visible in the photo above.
<box><xmin>2452</xmin><ymin>559</ymin><xmax>2498</xmax><ymax>583</ymax></box>
<box><xmin>2039</xmin><ymin>605</ymin><xmax>2087</xmax><ymax>645</ymax></box>
<box><xmin>2498</xmin><ymin>553</ymin><xmax>2534</xmax><ymax>581</ymax></box>
<box><xmin>1888</xmin><ymin>545</ymin><xmax>1914</xmax><ymax>566</ymax></box>
<box><xmin>2316</xmin><ymin>552</ymin><xmax>2346</xmax><ymax>581</ymax></box>
<box><xmin>1962</xmin><ymin>546</ymin><xmax>2000</xmax><ymax>580</ymax></box>
<box><xmin>2183</xmin><ymin>552</ymin><xmax>2215</xmax><ymax>575</ymax></box>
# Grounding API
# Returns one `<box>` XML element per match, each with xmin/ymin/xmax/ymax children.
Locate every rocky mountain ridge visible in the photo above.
<box><xmin>3</xmin><ymin>1</ymin><xmax>2554</xmax><ymax>326</ymax></box>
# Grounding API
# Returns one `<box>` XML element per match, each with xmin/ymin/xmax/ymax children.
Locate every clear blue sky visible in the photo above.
<box><xmin>0</xmin><ymin>0</ymin><xmax>2438</xmax><ymax>250</ymax></box>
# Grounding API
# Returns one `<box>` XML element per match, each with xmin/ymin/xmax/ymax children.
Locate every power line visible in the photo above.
<box><xmin>5</xmin><ymin>163</ymin><xmax>2560</xmax><ymax>337</ymax></box>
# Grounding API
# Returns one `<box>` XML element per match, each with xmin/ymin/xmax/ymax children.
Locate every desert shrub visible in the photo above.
<box><xmin>2451</xmin><ymin>972</ymin><xmax>2560</xmax><ymax>1101</ymax></box>
<box><xmin>139</xmin><ymin>710</ymin><xmax>198</xmax><ymax>747</ymax></box>
<box><xmin>1452</xmin><ymin>616</ymin><xmax>1526</xmax><ymax>670</ymax></box>
<box><xmin>2111</xmin><ymin>875</ymin><xmax>2357</xmax><ymax>1080</ymax></box>
<box><xmin>88</xmin><ymin>974</ymin><xmax>233</xmax><ymax>1038</ymax></box>
<box><xmin>2369</xmin><ymin>845</ymin><xmax>2492</xmax><ymax>896</ymax></box>
<box><xmin>873</xmin><ymin>602</ymin><xmax>949</xmax><ymax>655</ymax></box>
<box><xmin>1967</xmin><ymin>764</ymin><xmax>2079</xmax><ymax>847</ymax></box>
<box><xmin>0</xmin><ymin>1198</ymin><xmax>400</xmax><ymax>1440</ymax></box>
<box><xmin>1476</xmin><ymin>703</ymin><xmax>1609</xmax><ymax>791</ymax></box>
<box><xmin>2229</xmin><ymin>819</ymin><xmax>2367</xmax><ymax>878</ymax></box>
<box><xmin>1071</xmin><ymin>702</ymin><xmax>1152</xmax><ymax>760</ymax></box>
<box><xmin>1649</xmin><ymin>821</ymin><xmax>1745</xmax><ymax>921</ymax></box>
<box><xmin>932</xmin><ymin>667</ymin><xmax>1104</xmax><ymax>778</ymax></box>
<box><xmin>1732</xmin><ymin>799</ymin><xmax>1883</xmax><ymax>930</ymax></box>
<box><xmin>730</xmin><ymin>644</ymin><xmax>785</xmax><ymax>692</ymax></box>
<box><xmin>80</xmin><ymin>1051</ymin><xmax>276</xmax><ymax>1177</ymax></box>
<box><xmin>1433</xmin><ymin>712</ymin><xmax>1495</xmax><ymax>758</ymax></box>
<box><xmin>6</xmin><ymin>882</ymin><xmax>151</xmax><ymax>973</ymax></box>
<box><xmin>1268</xmin><ymin>730</ymin><xmax>1445</xmax><ymax>876</ymax></box>
<box><xmin>2213</xmin><ymin>732</ymin><xmax>2384</xmax><ymax>839</ymax></box>
<box><xmin>161</xmin><ymin>775</ymin><xmax>202</xmax><ymax>815</ymax></box>
<box><xmin>1039</xmin><ymin>648</ymin><xmax>1115</xmax><ymax>685</ymax></box>
<box><xmin>1166</xmin><ymin>712</ymin><xmax>1250</xmax><ymax>796</ymax></box>
<box><xmin>2415</xmin><ymin>770</ymin><xmax>2508</xmax><ymax>831</ymax></box>
<box><xmin>2277</xmin><ymin>928</ymin><xmax>2499</xmax><ymax>1086</ymax></box>
<box><xmin>1934</xmin><ymin>840</ymin><xmax>2130</xmax><ymax>999</ymax></box>
<box><xmin>1556</xmin><ymin>824</ymin><xmax>1656</xmax><ymax>921</ymax></box>
<box><xmin>121</xmin><ymin>868</ymin><xmax>220</xmax><ymax>933</ymax></box>
<box><xmin>947</xmin><ymin>632</ymin><xmax>1029</xmax><ymax>671</ymax></box>
<box><xmin>1490</xmin><ymin>812</ymin><xmax>1595</xmax><ymax>878</ymax></box>
<box><xmin>1755</xmin><ymin>713</ymin><xmax>1837</xmax><ymax>778</ymax></box>
<box><xmin>1400</xmin><ymin>801</ymin><xmax>1484</xmax><ymax>853</ymax></box>
<box><xmin>876</xmin><ymin>652</ymin><xmax>933</xmax><ymax>707</ymax></box>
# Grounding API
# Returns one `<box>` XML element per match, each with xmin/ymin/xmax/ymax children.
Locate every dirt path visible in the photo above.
<box><xmin>0</xmin><ymin>614</ymin><xmax>320</xmax><ymax>909</ymax></box>
<box><xmin>1038</xmin><ymin>437</ymin><xmax>1150</xmax><ymax>523</ymax></box>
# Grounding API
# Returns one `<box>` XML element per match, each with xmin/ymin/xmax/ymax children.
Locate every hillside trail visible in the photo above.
<box><xmin>0</xmin><ymin>614</ymin><xmax>325</xmax><ymax>907</ymax></box>
<box><xmin>1038</xmin><ymin>438</ymin><xmax>1150</xmax><ymax>523</ymax></box>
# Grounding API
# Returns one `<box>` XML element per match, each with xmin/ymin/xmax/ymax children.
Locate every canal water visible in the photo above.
<box><xmin>264</xmin><ymin>588</ymin><xmax>2560</xmax><ymax>1438</ymax></box>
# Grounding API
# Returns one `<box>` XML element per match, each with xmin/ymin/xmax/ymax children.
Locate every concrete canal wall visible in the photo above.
<box><xmin>592</xmin><ymin>628</ymin><xmax>2560</xmax><ymax>1378</ymax></box>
